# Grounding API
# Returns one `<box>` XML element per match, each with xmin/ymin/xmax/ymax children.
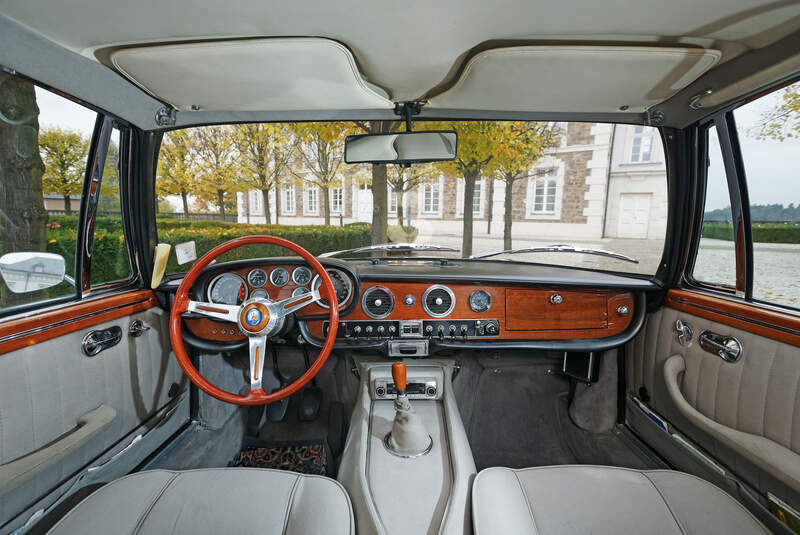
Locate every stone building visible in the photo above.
<box><xmin>237</xmin><ymin>123</ymin><xmax>667</xmax><ymax>242</ymax></box>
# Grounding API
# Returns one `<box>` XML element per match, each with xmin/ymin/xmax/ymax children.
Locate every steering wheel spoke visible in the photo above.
<box><xmin>270</xmin><ymin>288</ymin><xmax>322</xmax><ymax>319</ymax></box>
<box><xmin>186</xmin><ymin>300</ymin><xmax>240</xmax><ymax>323</ymax></box>
<box><xmin>248</xmin><ymin>336</ymin><xmax>268</xmax><ymax>391</ymax></box>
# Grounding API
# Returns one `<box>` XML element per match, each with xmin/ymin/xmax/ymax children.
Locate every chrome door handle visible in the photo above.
<box><xmin>82</xmin><ymin>326</ymin><xmax>123</xmax><ymax>356</ymax></box>
<box><xmin>674</xmin><ymin>319</ymin><xmax>693</xmax><ymax>346</ymax></box>
<box><xmin>129</xmin><ymin>319</ymin><xmax>151</xmax><ymax>337</ymax></box>
<box><xmin>699</xmin><ymin>331</ymin><xmax>742</xmax><ymax>362</ymax></box>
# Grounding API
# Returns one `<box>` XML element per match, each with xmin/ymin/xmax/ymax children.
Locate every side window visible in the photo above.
<box><xmin>692</xmin><ymin>124</ymin><xmax>736</xmax><ymax>288</ymax></box>
<box><xmin>91</xmin><ymin>127</ymin><xmax>133</xmax><ymax>286</ymax></box>
<box><xmin>0</xmin><ymin>73</ymin><xmax>96</xmax><ymax>312</ymax></box>
<box><xmin>734</xmin><ymin>80</ymin><xmax>800</xmax><ymax>309</ymax></box>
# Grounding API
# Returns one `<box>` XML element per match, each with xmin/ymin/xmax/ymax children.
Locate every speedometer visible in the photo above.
<box><xmin>207</xmin><ymin>273</ymin><xmax>247</xmax><ymax>305</ymax></box>
<box><xmin>311</xmin><ymin>269</ymin><xmax>353</xmax><ymax>310</ymax></box>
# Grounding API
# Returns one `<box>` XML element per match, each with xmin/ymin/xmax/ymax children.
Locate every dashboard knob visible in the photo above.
<box><xmin>353</xmin><ymin>325</ymin><xmax>362</xmax><ymax>335</ymax></box>
<box><xmin>485</xmin><ymin>323</ymin><xmax>497</xmax><ymax>334</ymax></box>
<box><xmin>365</xmin><ymin>325</ymin><xmax>373</xmax><ymax>335</ymax></box>
<box><xmin>377</xmin><ymin>325</ymin><xmax>385</xmax><ymax>335</ymax></box>
<box><xmin>550</xmin><ymin>293</ymin><xmax>563</xmax><ymax>305</ymax></box>
<box><xmin>388</xmin><ymin>325</ymin><xmax>397</xmax><ymax>334</ymax></box>
<box><xmin>374</xmin><ymin>299</ymin><xmax>382</xmax><ymax>307</ymax></box>
<box><xmin>460</xmin><ymin>325</ymin><xmax>468</xmax><ymax>334</ymax></box>
<box><xmin>435</xmin><ymin>297</ymin><xmax>443</xmax><ymax>306</ymax></box>
<box><xmin>449</xmin><ymin>325</ymin><xmax>456</xmax><ymax>333</ymax></box>
<box><xmin>403</xmin><ymin>295</ymin><xmax>415</xmax><ymax>306</ymax></box>
<box><xmin>425</xmin><ymin>325</ymin><xmax>433</xmax><ymax>334</ymax></box>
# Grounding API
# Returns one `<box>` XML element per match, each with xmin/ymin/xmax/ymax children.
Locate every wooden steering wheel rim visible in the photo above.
<box><xmin>168</xmin><ymin>235</ymin><xmax>339</xmax><ymax>405</ymax></box>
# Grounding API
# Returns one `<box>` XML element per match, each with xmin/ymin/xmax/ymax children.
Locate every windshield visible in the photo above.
<box><xmin>155</xmin><ymin>121</ymin><xmax>667</xmax><ymax>275</ymax></box>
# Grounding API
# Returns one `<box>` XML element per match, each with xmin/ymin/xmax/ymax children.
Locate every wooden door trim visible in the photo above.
<box><xmin>0</xmin><ymin>290</ymin><xmax>158</xmax><ymax>355</ymax></box>
<box><xmin>665</xmin><ymin>289</ymin><xmax>800</xmax><ymax>347</ymax></box>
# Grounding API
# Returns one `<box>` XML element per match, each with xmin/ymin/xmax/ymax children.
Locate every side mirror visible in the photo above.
<box><xmin>0</xmin><ymin>252</ymin><xmax>68</xmax><ymax>293</ymax></box>
<box><xmin>344</xmin><ymin>131</ymin><xmax>457</xmax><ymax>164</ymax></box>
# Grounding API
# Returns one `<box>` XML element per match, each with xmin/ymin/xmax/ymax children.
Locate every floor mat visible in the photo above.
<box><xmin>231</xmin><ymin>440</ymin><xmax>329</xmax><ymax>476</ymax></box>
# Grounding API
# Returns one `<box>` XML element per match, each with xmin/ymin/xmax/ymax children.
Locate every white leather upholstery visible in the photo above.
<box><xmin>472</xmin><ymin>466</ymin><xmax>769</xmax><ymax>535</ymax></box>
<box><xmin>46</xmin><ymin>468</ymin><xmax>354</xmax><ymax>535</ymax></box>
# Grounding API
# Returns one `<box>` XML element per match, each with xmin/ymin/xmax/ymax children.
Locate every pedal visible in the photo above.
<box><xmin>297</xmin><ymin>386</ymin><xmax>322</xmax><ymax>421</ymax></box>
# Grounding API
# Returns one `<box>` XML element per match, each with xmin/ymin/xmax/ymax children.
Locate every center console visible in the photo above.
<box><xmin>337</xmin><ymin>359</ymin><xmax>477</xmax><ymax>535</ymax></box>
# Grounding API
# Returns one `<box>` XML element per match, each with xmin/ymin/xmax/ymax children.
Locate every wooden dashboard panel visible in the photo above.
<box><xmin>303</xmin><ymin>282</ymin><xmax>634</xmax><ymax>341</ymax></box>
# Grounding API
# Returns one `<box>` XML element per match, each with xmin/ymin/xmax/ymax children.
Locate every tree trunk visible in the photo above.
<box><xmin>396</xmin><ymin>186</ymin><xmax>405</xmax><ymax>228</ymax></box>
<box><xmin>503</xmin><ymin>175</ymin><xmax>514</xmax><ymax>250</ymax></box>
<box><xmin>180</xmin><ymin>191</ymin><xmax>190</xmax><ymax>215</ymax></box>
<box><xmin>217</xmin><ymin>189</ymin><xmax>226</xmax><ymax>217</ymax></box>
<box><xmin>274</xmin><ymin>184</ymin><xmax>280</xmax><ymax>225</ymax></box>
<box><xmin>322</xmin><ymin>185</ymin><xmax>330</xmax><ymax>225</ymax></box>
<box><xmin>462</xmin><ymin>169</ymin><xmax>478</xmax><ymax>257</ymax></box>
<box><xmin>486</xmin><ymin>178</ymin><xmax>494</xmax><ymax>234</ymax></box>
<box><xmin>261</xmin><ymin>188</ymin><xmax>271</xmax><ymax>224</ymax></box>
<box><xmin>63</xmin><ymin>194</ymin><xmax>72</xmax><ymax>215</ymax></box>
<box><xmin>0</xmin><ymin>72</ymin><xmax>47</xmax><ymax>306</ymax></box>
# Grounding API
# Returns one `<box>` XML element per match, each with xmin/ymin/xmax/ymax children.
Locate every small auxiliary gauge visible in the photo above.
<box><xmin>469</xmin><ymin>289</ymin><xmax>492</xmax><ymax>313</ymax></box>
<box><xmin>270</xmin><ymin>267</ymin><xmax>289</xmax><ymax>287</ymax></box>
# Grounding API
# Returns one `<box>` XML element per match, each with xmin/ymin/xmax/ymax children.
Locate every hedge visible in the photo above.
<box><xmin>701</xmin><ymin>222</ymin><xmax>800</xmax><ymax>244</ymax></box>
<box><xmin>43</xmin><ymin>216</ymin><xmax>372</xmax><ymax>282</ymax></box>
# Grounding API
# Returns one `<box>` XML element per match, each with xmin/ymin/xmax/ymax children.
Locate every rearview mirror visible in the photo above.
<box><xmin>345</xmin><ymin>131</ymin><xmax>457</xmax><ymax>164</ymax></box>
<box><xmin>0</xmin><ymin>252</ymin><xmax>68</xmax><ymax>293</ymax></box>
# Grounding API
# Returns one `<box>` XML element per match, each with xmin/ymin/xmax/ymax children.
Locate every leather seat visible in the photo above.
<box><xmin>472</xmin><ymin>466</ymin><xmax>769</xmax><ymax>535</ymax></box>
<box><xmin>47</xmin><ymin>468</ymin><xmax>354</xmax><ymax>535</ymax></box>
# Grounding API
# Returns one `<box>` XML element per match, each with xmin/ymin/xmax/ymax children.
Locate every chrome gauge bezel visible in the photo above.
<box><xmin>311</xmin><ymin>268</ymin><xmax>353</xmax><ymax>310</ymax></box>
<box><xmin>269</xmin><ymin>267</ymin><xmax>290</xmax><ymax>287</ymax></box>
<box><xmin>422</xmin><ymin>284</ymin><xmax>456</xmax><ymax>318</ymax></box>
<box><xmin>468</xmin><ymin>289</ymin><xmax>492</xmax><ymax>313</ymax></box>
<box><xmin>292</xmin><ymin>266</ymin><xmax>313</xmax><ymax>286</ymax></box>
<box><xmin>361</xmin><ymin>285</ymin><xmax>395</xmax><ymax>319</ymax></box>
<box><xmin>292</xmin><ymin>287</ymin><xmax>310</xmax><ymax>297</ymax></box>
<box><xmin>247</xmin><ymin>268</ymin><xmax>268</xmax><ymax>287</ymax></box>
<box><xmin>250</xmin><ymin>288</ymin><xmax>269</xmax><ymax>300</ymax></box>
<box><xmin>206</xmin><ymin>273</ymin><xmax>248</xmax><ymax>305</ymax></box>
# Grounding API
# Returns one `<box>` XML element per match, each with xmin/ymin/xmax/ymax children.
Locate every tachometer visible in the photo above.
<box><xmin>292</xmin><ymin>266</ymin><xmax>312</xmax><ymax>286</ymax></box>
<box><xmin>270</xmin><ymin>267</ymin><xmax>289</xmax><ymax>287</ymax></box>
<box><xmin>247</xmin><ymin>268</ymin><xmax>267</xmax><ymax>287</ymax></box>
<box><xmin>311</xmin><ymin>268</ymin><xmax>353</xmax><ymax>309</ymax></box>
<box><xmin>207</xmin><ymin>273</ymin><xmax>248</xmax><ymax>305</ymax></box>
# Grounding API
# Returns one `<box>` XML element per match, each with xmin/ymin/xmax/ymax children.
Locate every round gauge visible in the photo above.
<box><xmin>247</xmin><ymin>268</ymin><xmax>268</xmax><ymax>287</ymax></box>
<box><xmin>251</xmin><ymin>288</ymin><xmax>269</xmax><ymax>300</ymax></box>
<box><xmin>270</xmin><ymin>267</ymin><xmax>289</xmax><ymax>287</ymax></box>
<box><xmin>311</xmin><ymin>268</ymin><xmax>353</xmax><ymax>309</ymax></box>
<box><xmin>469</xmin><ymin>289</ymin><xmax>492</xmax><ymax>313</ymax></box>
<box><xmin>292</xmin><ymin>287</ymin><xmax>310</xmax><ymax>298</ymax></box>
<box><xmin>207</xmin><ymin>273</ymin><xmax>248</xmax><ymax>305</ymax></box>
<box><xmin>292</xmin><ymin>266</ymin><xmax>312</xmax><ymax>286</ymax></box>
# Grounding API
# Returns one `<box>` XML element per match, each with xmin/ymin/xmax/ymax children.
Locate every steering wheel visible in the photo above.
<box><xmin>169</xmin><ymin>235</ymin><xmax>339</xmax><ymax>405</ymax></box>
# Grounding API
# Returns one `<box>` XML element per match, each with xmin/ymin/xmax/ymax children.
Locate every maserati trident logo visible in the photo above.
<box><xmin>245</xmin><ymin>308</ymin><xmax>262</xmax><ymax>327</ymax></box>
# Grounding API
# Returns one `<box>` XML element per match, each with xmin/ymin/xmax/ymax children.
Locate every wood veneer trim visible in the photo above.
<box><xmin>665</xmin><ymin>289</ymin><xmax>800</xmax><ymax>347</ymax></box>
<box><xmin>0</xmin><ymin>290</ymin><xmax>158</xmax><ymax>355</ymax></box>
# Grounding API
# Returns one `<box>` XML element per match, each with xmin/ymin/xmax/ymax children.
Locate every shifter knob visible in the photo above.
<box><xmin>392</xmin><ymin>362</ymin><xmax>407</xmax><ymax>395</ymax></box>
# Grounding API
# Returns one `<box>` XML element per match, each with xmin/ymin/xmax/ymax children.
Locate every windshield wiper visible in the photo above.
<box><xmin>472</xmin><ymin>244</ymin><xmax>639</xmax><ymax>264</ymax></box>
<box><xmin>320</xmin><ymin>242</ymin><xmax>459</xmax><ymax>258</ymax></box>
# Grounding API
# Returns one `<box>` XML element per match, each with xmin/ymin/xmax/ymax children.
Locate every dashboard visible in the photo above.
<box><xmin>181</xmin><ymin>258</ymin><xmax>650</xmax><ymax>353</ymax></box>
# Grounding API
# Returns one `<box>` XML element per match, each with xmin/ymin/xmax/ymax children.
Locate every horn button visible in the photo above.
<box><xmin>239</xmin><ymin>300</ymin><xmax>281</xmax><ymax>335</ymax></box>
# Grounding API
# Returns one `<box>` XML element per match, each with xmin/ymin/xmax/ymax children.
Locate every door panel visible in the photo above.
<box><xmin>627</xmin><ymin>293</ymin><xmax>800</xmax><ymax>510</ymax></box>
<box><xmin>0</xmin><ymin>292</ymin><xmax>185</xmax><ymax>527</ymax></box>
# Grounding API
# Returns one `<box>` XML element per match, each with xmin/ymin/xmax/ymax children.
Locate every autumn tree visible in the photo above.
<box><xmin>388</xmin><ymin>163</ymin><xmax>439</xmax><ymax>227</ymax></box>
<box><xmin>492</xmin><ymin>122</ymin><xmax>560</xmax><ymax>249</ymax></box>
<box><xmin>290</xmin><ymin>122</ymin><xmax>354</xmax><ymax>225</ymax></box>
<box><xmin>757</xmin><ymin>82</ymin><xmax>800</xmax><ymax>141</ymax></box>
<box><xmin>231</xmin><ymin>123</ymin><xmax>294</xmax><ymax>224</ymax></box>
<box><xmin>191</xmin><ymin>126</ymin><xmax>239</xmax><ymax>217</ymax></box>
<box><xmin>352</xmin><ymin>121</ymin><xmax>402</xmax><ymax>244</ymax></box>
<box><xmin>39</xmin><ymin>126</ymin><xmax>89</xmax><ymax>214</ymax></box>
<box><xmin>157</xmin><ymin>130</ymin><xmax>197</xmax><ymax>215</ymax></box>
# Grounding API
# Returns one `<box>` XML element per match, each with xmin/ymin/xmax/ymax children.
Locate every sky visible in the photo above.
<box><xmin>34</xmin><ymin>83</ymin><xmax>799</xmax><ymax>212</ymax></box>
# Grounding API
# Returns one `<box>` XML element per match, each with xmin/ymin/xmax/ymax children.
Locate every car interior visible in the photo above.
<box><xmin>1</xmin><ymin>1</ymin><xmax>800</xmax><ymax>534</ymax></box>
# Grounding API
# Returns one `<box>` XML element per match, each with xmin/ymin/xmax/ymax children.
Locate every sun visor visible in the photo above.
<box><xmin>110</xmin><ymin>38</ymin><xmax>393</xmax><ymax>112</ymax></box>
<box><xmin>428</xmin><ymin>46</ymin><xmax>721</xmax><ymax>113</ymax></box>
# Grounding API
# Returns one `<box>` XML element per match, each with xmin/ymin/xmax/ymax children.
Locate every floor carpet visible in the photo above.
<box><xmin>231</xmin><ymin>440</ymin><xmax>329</xmax><ymax>476</ymax></box>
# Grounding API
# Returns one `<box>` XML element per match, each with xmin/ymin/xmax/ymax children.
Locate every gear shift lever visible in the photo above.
<box><xmin>384</xmin><ymin>362</ymin><xmax>433</xmax><ymax>457</ymax></box>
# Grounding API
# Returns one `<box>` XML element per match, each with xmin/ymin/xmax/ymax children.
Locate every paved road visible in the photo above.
<box><xmin>418</xmin><ymin>233</ymin><xmax>800</xmax><ymax>308</ymax></box>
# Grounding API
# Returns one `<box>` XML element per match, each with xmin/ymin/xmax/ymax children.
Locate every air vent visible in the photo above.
<box><xmin>362</xmin><ymin>286</ymin><xmax>394</xmax><ymax>319</ymax></box>
<box><xmin>423</xmin><ymin>285</ymin><xmax>455</xmax><ymax>317</ymax></box>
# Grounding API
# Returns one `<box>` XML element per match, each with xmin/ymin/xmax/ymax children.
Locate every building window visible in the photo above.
<box><xmin>421</xmin><ymin>180</ymin><xmax>441</xmax><ymax>215</ymax></box>
<box><xmin>456</xmin><ymin>178</ymin><xmax>484</xmax><ymax>217</ymax></box>
<box><xmin>249</xmin><ymin>190</ymin><xmax>263</xmax><ymax>215</ymax></box>
<box><xmin>282</xmin><ymin>186</ymin><xmax>296</xmax><ymax>215</ymax></box>
<box><xmin>629</xmin><ymin>126</ymin><xmax>656</xmax><ymax>163</ymax></box>
<box><xmin>331</xmin><ymin>185</ymin><xmax>343</xmax><ymax>214</ymax></box>
<box><xmin>388</xmin><ymin>188</ymin><xmax>398</xmax><ymax>215</ymax></box>
<box><xmin>530</xmin><ymin>168</ymin><xmax>558</xmax><ymax>215</ymax></box>
<box><xmin>304</xmin><ymin>187</ymin><xmax>319</xmax><ymax>215</ymax></box>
